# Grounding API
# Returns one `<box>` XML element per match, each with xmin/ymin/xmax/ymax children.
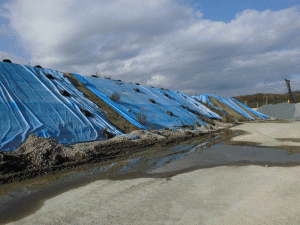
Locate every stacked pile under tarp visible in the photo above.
<box><xmin>0</xmin><ymin>62</ymin><xmax>122</xmax><ymax>152</ymax></box>
<box><xmin>193</xmin><ymin>94</ymin><xmax>228</xmax><ymax>116</ymax></box>
<box><xmin>155</xmin><ymin>89</ymin><xmax>222</xmax><ymax>120</ymax></box>
<box><xmin>73</xmin><ymin>75</ymin><xmax>211</xmax><ymax>130</ymax></box>
<box><xmin>193</xmin><ymin>94</ymin><xmax>269</xmax><ymax>120</ymax></box>
<box><xmin>257</xmin><ymin>102</ymin><xmax>300</xmax><ymax>120</ymax></box>
<box><xmin>229</xmin><ymin>98</ymin><xmax>269</xmax><ymax>120</ymax></box>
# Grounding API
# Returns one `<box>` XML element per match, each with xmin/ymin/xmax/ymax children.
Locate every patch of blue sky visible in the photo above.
<box><xmin>179</xmin><ymin>0</ymin><xmax>299</xmax><ymax>23</ymax></box>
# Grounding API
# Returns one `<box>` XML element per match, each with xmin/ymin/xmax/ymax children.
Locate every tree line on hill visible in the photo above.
<box><xmin>232</xmin><ymin>91</ymin><xmax>300</xmax><ymax>108</ymax></box>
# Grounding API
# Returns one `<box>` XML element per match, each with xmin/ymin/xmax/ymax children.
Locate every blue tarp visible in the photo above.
<box><xmin>157</xmin><ymin>90</ymin><xmax>222</xmax><ymax>119</ymax></box>
<box><xmin>75</xmin><ymin>75</ymin><xmax>208</xmax><ymax>129</ymax></box>
<box><xmin>229</xmin><ymin>98</ymin><xmax>270</xmax><ymax>119</ymax></box>
<box><xmin>193</xmin><ymin>95</ymin><xmax>228</xmax><ymax>115</ymax></box>
<box><xmin>193</xmin><ymin>94</ymin><xmax>256</xmax><ymax>120</ymax></box>
<box><xmin>0</xmin><ymin>62</ymin><xmax>122</xmax><ymax>152</ymax></box>
<box><xmin>0</xmin><ymin>61</ymin><xmax>268</xmax><ymax>152</ymax></box>
<box><xmin>72</xmin><ymin>74</ymin><xmax>147</xmax><ymax>130</ymax></box>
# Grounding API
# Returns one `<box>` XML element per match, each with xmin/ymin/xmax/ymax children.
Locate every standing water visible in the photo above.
<box><xmin>1</xmin><ymin>137</ymin><xmax>300</xmax><ymax>224</ymax></box>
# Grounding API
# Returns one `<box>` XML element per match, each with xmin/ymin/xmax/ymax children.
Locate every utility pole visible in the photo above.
<box><xmin>257</xmin><ymin>102</ymin><xmax>258</xmax><ymax>108</ymax></box>
<box><xmin>285</xmin><ymin>79</ymin><xmax>295</xmax><ymax>103</ymax></box>
<box><xmin>266</xmin><ymin>96</ymin><xmax>268</xmax><ymax>105</ymax></box>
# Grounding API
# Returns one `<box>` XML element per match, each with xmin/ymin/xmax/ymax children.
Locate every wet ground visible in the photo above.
<box><xmin>1</xmin><ymin>131</ymin><xmax>300</xmax><ymax>224</ymax></box>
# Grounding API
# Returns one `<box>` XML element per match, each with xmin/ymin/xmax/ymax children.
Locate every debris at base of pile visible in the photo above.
<box><xmin>109</xmin><ymin>134</ymin><xmax>139</xmax><ymax>142</ymax></box>
<box><xmin>175</xmin><ymin>129</ymin><xmax>193</xmax><ymax>136</ymax></box>
<box><xmin>151</xmin><ymin>129</ymin><xmax>180</xmax><ymax>137</ymax></box>
<box><xmin>130</xmin><ymin>130</ymin><xmax>166</xmax><ymax>141</ymax></box>
<box><xmin>12</xmin><ymin>135</ymin><xmax>70</xmax><ymax>166</ymax></box>
<box><xmin>0</xmin><ymin>123</ymin><xmax>231</xmax><ymax>184</ymax></box>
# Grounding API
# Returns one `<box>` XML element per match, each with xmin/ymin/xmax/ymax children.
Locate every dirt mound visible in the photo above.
<box><xmin>208</xmin><ymin>96</ymin><xmax>250</xmax><ymax>121</ymax></box>
<box><xmin>257</xmin><ymin>103</ymin><xmax>300</xmax><ymax>120</ymax></box>
<box><xmin>13</xmin><ymin>135</ymin><xmax>75</xmax><ymax>167</ymax></box>
<box><xmin>130</xmin><ymin>130</ymin><xmax>166</xmax><ymax>141</ymax></box>
<box><xmin>64</xmin><ymin>72</ymin><xmax>140</xmax><ymax>133</ymax></box>
<box><xmin>231</xmin><ymin>101</ymin><xmax>261</xmax><ymax>120</ymax></box>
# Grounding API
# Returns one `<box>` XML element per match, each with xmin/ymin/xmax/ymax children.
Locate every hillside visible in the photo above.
<box><xmin>233</xmin><ymin>92</ymin><xmax>300</xmax><ymax>108</ymax></box>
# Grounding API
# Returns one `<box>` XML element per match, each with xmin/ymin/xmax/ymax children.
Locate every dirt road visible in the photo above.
<box><xmin>228</xmin><ymin>121</ymin><xmax>300</xmax><ymax>153</ymax></box>
<box><xmin>4</xmin><ymin>121</ymin><xmax>300</xmax><ymax>225</ymax></box>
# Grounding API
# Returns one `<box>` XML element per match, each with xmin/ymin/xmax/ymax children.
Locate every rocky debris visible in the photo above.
<box><xmin>152</xmin><ymin>129</ymin><xmax>179</xmax><ymax>137</ymax></box>
<box><xmin>0</xmin><ymin>152</ymin><xmax>28</xmax><ymax>174</ymax></box>
<box><xmin>109</xmin><ymin>134</ymin><xmax>139</xmax><ymax>142</ymax></box>
<box><xmin>0</xmin><ymin>135</ymin><xmax>94</xmax><ymax>176</ymax></box>
<box><xmin>176</xmin><ymin>129</ymin><xmax>193</xmax><ymax>136</ymax></box>
<box><xmin>152</xmin><ymin>128</ymin><xmax>203</xmax><ymax>137</ymax></box>
<box><xmin>0</xmin><ymin>125</ymin><xmax>225</xmax><ymax>184</ymax></box>
<box><xmin>130</xmin><ymin>130</ymin><xmax>166</xmax><ymax>141</ymax></box>
<box><xmin>13</xmin><ymin>135</ymin><xmax>70</xmax><ymax>167</ymax></box>
<box><xmin>205</xmin><ymin>125</ymin><xmax>214</xmax><ymax>130</ymax></box>
<box><xmin>213</xmin><ymin>121</ymin><xmax>232</xmax><ymax>129</ymax></box>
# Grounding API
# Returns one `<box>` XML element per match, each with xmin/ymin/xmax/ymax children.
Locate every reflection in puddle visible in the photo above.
<box><xmin>117</xmin><ymin>157</ymin><xmax>142</xmax><ymax>174</ymax></box>
<box><xmin>148</xmin><ymin>144</ymin><xmax>300</xmax><ymax>174</ymax></box>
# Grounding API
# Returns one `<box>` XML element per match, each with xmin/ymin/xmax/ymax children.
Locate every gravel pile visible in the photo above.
<box><xmin>257</xmin><ymin>103</ymin><xmax>300</xmax><ymax>120</ymax></box>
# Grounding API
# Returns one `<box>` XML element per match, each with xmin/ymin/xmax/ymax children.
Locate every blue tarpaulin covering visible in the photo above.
<box><xmin>74</xmin><ymin>75</ymin><xmax>208</xmax><ymax>130</ymax></box>
<box><xmin>72</xmin><ymin>74</ymin><xmax>147</xmax><ymax>130</ymax></box>
<box><xmin>0</xmin><ymin>62</ymin><xmax>122</xmax><ymax>152</ymax></box>
<box><xmin>193</xmin><ymin>94</ymin><xmax>256</xmax><ymax>120</ymax></box>
<box><xmin>0</xmin><ymin>61</ymin><xmax>269</xmax><ymax>152</ymax></box>
<box><xmin>229</xmin><ymin>98</ymin><xmax>270</xmax><ymax>119</ymax></box>
<box><xmin>156</xmin><ymin>89</ymin><xmax>222</xmax><ymax>119</ymax></box>
<box><xmin>193</xmin><ymin>95</ymin><xmax>228</xmax><ymax>115</ymax></box>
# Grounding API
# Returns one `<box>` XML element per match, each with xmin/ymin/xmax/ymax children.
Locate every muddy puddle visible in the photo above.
<box><xmin>1</xmin><ymin>133</ymin><xmax>300</xmax><ymax>224</ymax></box>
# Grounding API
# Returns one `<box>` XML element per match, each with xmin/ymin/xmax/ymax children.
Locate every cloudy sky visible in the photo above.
<box><xmin>0</xmin><ymin>0</ymin><xmax>299</xmax><ymax>97</ymax></box>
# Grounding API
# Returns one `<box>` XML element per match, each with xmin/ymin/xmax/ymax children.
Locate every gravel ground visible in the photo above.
<box><xmin>257</xmin><ymin>102</ymin><xmax>300</xmax><ymax>120</ymax></box>
<box><xmin>5</xmin><ymin>165</ymin><xmax>300</xmax><ymax>225</ymax></box>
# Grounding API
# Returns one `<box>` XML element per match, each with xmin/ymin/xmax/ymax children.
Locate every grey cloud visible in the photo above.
<box><xmin>2</xmin><ymin>1</ymin><xmax>300</xmax><ymax>97</ymax></box>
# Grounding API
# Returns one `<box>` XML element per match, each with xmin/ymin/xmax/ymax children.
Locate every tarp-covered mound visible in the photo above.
<box><xmin>257</xmin><ymin>102</ymin><xmax>300</xmax><ymax>120</ymax></box>
<box><xmin>193</xmin><ymin>94</ymin><xmax>269</xmax><ymax>121</ymax></box>
<box><xmin>0</xmin><ymin>62</ymin><xmax>122</xmax><ymax>152</ymax></box>
<box><xmin>229</xmin><ymin>98</ymin><xmax>270</xmax><ymax>120</ymax></box>
<box><xmin>73</xmin><ymin>75</ymin><xmax>208</xmax><ymax>130</ymax></box>
<box><xmin>193</xmin><ymin>94</ymin><xmax>228</xmax><ymax>115</ymax></box>
<box><xmin>156</xmin><ymin>89</ymin><xmax>222</xmax><ymax>120</ymax></box>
